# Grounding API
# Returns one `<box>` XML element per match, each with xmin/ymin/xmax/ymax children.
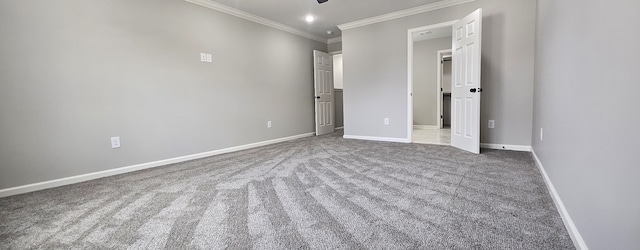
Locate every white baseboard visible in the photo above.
<box><xmin>343</xmin><ymin>135</ymin><xmax>411</xmax><ymax>143</ymax></box>
<box><xmin>531</xmin><ymin>149</ymin><xmax>588</xmax><ymax>250</ymax></box>
<box><xmin>335</xmin><ymin>126</ymin><xmax>344</xmax><ymax>129</ymax></box>
<box><xmin>0</xmin><ymin>132</ymin><xmax>315</xmax><ymax>198</ymax></box>
<box><xmin>413</xmin><ymin>125</ymin><xmax>439</xmax><ymax>130</ymax></box>
<box><xmin>480</xmin><ymin>143</ymin><xmax>532</xmax><ymax>152</ymax></box>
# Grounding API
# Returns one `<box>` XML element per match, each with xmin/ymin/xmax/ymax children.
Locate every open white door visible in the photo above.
<box><xmin>451</xmin><ymin>9</ymin><xmax>482</xmax><ymax>154</ymax></box>
<box><xmin>313</xmin><ymin>50</ymin><xmax>335</xmax><ymax>136</ymax></box>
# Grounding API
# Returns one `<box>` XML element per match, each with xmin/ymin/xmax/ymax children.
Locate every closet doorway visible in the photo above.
<box><xmin>437</xmin><ymin>50</ymin><xmax>452</xmax><ymax>130</ymax></box>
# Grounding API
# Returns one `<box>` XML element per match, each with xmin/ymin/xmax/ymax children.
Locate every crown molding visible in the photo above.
<box><xmin>186</xmin><ymin>0</ymin><xmax>328</xmax><ymax>43</ymax></box>
<box><xmin>338</xmin><ymin>0</ymin><xmax>475</xmax><ymax>31</ymax></box>
<box><xmin>327</xmin><ymin>37</ymin><xmax>342</xmax><ymax>44</ymax></box>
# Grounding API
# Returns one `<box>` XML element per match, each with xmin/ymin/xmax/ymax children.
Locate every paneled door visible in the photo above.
<box><xmin>451</xmin><ymin>9</ymin><xmax>482</xmax><ymax>154</ymax></box>
<box><xmin>313</xmin><ymin>50</ymin><xmax>335</xmax><ymax>136</ymax></box>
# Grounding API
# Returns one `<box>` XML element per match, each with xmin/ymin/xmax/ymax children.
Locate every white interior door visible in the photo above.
<box><xmin>451</xmin><ymin>9</ymin><xmax>482</xmax><ymax>154</ymax></box>
<box><xmin>313</xmin><ymin>50</ymin><xmax>335</xmax><ymax>136</ymax></box>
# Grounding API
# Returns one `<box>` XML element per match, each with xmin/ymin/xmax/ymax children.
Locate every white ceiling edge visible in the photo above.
<box><xmin>328</xmin><ymin>37</ymin><xmax>342</xmax><ymax>44</ymax></box>
<box><xmin>185</xmin><ymin>0</ymin><xmax>328</xmax><ymax>44</ymax></box>
<box><xmin>338</xmin><ymin>0</ymin><xmax>475</xmax><ymax>31</ymax></box>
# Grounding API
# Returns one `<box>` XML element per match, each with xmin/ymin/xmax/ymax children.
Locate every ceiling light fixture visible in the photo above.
<box><xmin>305</xmin><ymin>15</ymin><xmax>315</xmax><ymax>23</ymax></box>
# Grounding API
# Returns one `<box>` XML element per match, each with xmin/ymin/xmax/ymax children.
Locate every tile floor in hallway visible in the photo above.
<box><xmin>412</xmin><ymin>128</ymin><xmax>451</xmax><ymax>145</ymax></box>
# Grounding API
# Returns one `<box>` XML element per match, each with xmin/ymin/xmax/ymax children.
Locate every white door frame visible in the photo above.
<box><xmin>436</xmin><ymin>49</ymin><xmax>452</xmax><ymax>129</ymax></box>
<box><xmin>407</xmin><ymin>20</ymin><xmax>458</xmax><ymax>141</ymax></box>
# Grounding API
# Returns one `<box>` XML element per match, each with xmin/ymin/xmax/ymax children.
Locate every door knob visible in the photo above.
<box><xmin>470</xmin><ymin>88</ymin><xmax>476</xmax><ymax>93</ymax></box>
<box><xmin>316</xmin><ymin>96</ymin><xmax>321</xmax><ymax>99</ymax></box>
<box><xmin>469</xmin><ymin>88</ymin><xmax>482</xmax><ymax>93</ymax></box>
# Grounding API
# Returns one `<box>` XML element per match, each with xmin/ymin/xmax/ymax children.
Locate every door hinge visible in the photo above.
<box><xmin>441</xmin><ymin>88</ymin><xmax>443</xmax><ymax>92</ymax></box>
<box><xmin>441</xmin><ymin>115</ymin><xmax>443</xmax><ymax>119</ymax></box>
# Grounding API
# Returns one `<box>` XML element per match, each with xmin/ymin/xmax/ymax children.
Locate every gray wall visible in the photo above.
<box><xmin>443</xmin><ymin>60</ymin><xmax>452</xmax><ymax>93</ymax></box>
<box><xmin>0</xmin><ymin>0</ymin><xmax>326</xmax><ymax>189</ymax></box>
<box><xmin>532</xmin><ymin>0</ymin><xmax>640</xmax><ymax>248</ymax></box>
<box><xmin>413</xmin><ymin>37</ymin><xmax>451</xmax><ymax>126</ymax></box>
<box><xmin>343</xmin><ymin>0</ymin><xmax>536</xmax><ymax>144</ymax></box>
<box><xmin>328</xmin><ymin>41</ymin><xmax>342</xmax><ymax>53</ymax></box>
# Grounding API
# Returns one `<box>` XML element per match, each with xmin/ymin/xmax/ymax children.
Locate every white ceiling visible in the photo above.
<box><xmin>196</xmin><ymin>0</ymin><xmax>445</xmax><ymax>40</ymax></box>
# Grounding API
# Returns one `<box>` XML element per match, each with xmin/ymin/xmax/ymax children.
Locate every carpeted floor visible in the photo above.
<box><xmin>0</xmin><ymin>131</ymin><xmax>574</xmax><ymax>249</ymax></box>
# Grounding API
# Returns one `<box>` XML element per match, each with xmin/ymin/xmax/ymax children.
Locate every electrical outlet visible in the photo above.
<box><xmin>200</xmin><ymin>53</ymin><xmax>212</xmax><ymax>63</ymax></box>
<box><xmin>111</xmin><ymin>136</ymin><xmax>121</xmax><ymax>149</ymax></box>
<box><xmin>540</xmin><ymin>128</ymin><xmax>544</xmax><ymax>141</ymax></box>
<box><xmin>384</xmin><ymin>118</ymin><xmax>389</xmax><ymax>125</ymax></box>
<box><xmin>267</xmin><ymin>121</ymin><xmax>272</xmax><ymax>128</ymax></box>
<box><xmin>488</xmin><ymin>120</ymin><xmax>495</xmax><ymax>129</ymax></box>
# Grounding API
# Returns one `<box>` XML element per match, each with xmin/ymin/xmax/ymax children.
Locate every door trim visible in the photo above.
<box><xmin>407</xmin><ymin>20</ymin><xmax>458</xmax><ymax>142</ymax></box>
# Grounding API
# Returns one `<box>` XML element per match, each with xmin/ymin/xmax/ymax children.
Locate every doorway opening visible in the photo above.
<box><xmin>408</xmin><ymin>9</ymin><xmax>483</xmax><ymax>153</ymax></box>
<box><xmin>407</xmin><ymin>21</ymin><xmax>456</xmax><ymax>145</ymax></box>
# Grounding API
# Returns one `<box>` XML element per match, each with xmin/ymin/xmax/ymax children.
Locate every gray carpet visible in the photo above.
<box><xmin>0</xmin><ymin>130</ymin><xmax>574</xmax><ymax>249</ymax></box>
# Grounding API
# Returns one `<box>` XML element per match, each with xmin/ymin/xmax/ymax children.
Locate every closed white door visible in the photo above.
<box><xmin>313</xmin><ymin>50</ymin><xmax>335</xmax><ymax>136</ymax></box>
<box><xmin>451</xmin><ymin>9</ymin><xmax>482</xmax><ymax>154</ymax></box>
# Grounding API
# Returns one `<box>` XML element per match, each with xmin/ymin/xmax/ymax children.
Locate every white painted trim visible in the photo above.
<box><xmin>329</xmin><ymin>51</ymin><xmax>343</xmax><ymax>55</ymax></box>
<box><xmin>437</xmin><ymin>51</ymin><xmax>443</xmax><ymax>129</ymax></box>
<box><xmin>0</xmin><ymin>132</ymin><xmax>315</xmax><ymax>198</ymax></box>
<box><xmin>407</xmin><ymin>30</ymin><xmax>414</xmax><ymax>144</ymax></box>
<box><xmin>328</xmin><ymin>37</ymin><xmax>342</xmax><ymax>44</ymax></box>
<box><xmin>479</xmin><ymin>143</ymin><xmax>531</xmax><ymax>152</ymax></box>
<box><xmin>531</xmin><ymin>149</ymin><xmax>588</xmax><ymax>250</ymax></box>
<box><xmin>343</xmin><ymin>135</ymin><xmax>411</xmax><ymax>143</ymax></box>
<box><xmin>335</xmin><ymin>126</ymin><xmax>344</xmax><ymax>129</ymax></box>
<box><xmin>407</xmin><ymin>20</ymin><xmax>458</xmax><ymax>146</ymax></box>
<box><xmin>185</xmin><ymin>0</ymin><xmax>327</xmax><ymax>43</ymax></box>
<box><xmin>413</xmin><ymin>125</ymin><xmax>439</xmax><ymax>130</ymax></box>
<box><xmin>338</xmin><ymin>0</ymin><xmax>475</xmax><ymax>30</ymax></box>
